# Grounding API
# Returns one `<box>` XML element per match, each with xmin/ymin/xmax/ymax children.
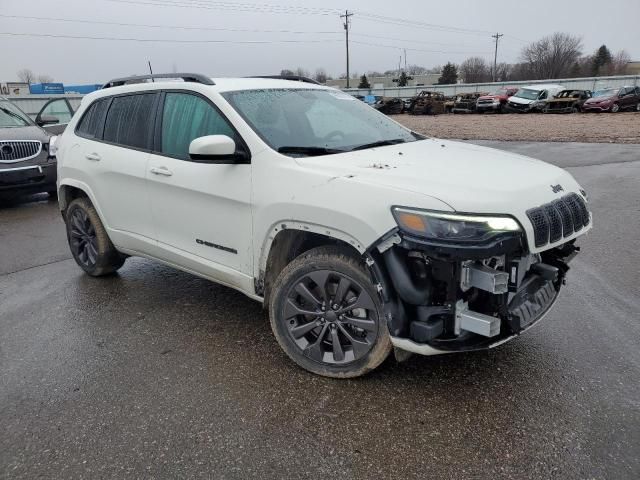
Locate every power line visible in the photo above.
<box><xmin>0</xmin><ymin>14</ymin><xmax>341</xmax><ymax>36</ymax></box>
<box><xmin>355</xmin><ymin>12</ymin><xmax>494</xmax><ymax>36</ymax></box>
<box><xmin>350</xmin><ymin>40</ymin><xmax>492</xmax><ymax>55</ymax></box>
<box><xmin>0</xmin><ymin>31</ymin><xmax>343</xmax><ymax>44</ymax></box>
<box><xmin>105</xmin><ymin>0</ymin><xmax>341</xmax><ymax>15</ymax></box>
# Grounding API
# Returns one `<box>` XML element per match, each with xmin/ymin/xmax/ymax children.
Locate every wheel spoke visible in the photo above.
<box><xmin>307</xmin><ymin>271</ymin><xmax>330</xmax><ymax>301</ymax></box>
<box><xmin>295</xmin><ymin>282</ymin><xmax>322</xmax><ymax>307</ymax></box>
<box><xmin>86</xmin><ymin>241</ymin><xmax>98</xmax><ymax>265</ymax></box>
<box><xmin>341</xmin><ymin>315</ymin><xmax>377</xmax><ymax>332</ymax></box>
<box><xmin>291</xmin><ymin>320</ymin><xmax>321</xmax><ymax>339</ymax></box>
<box><xmin>339</xmin><ymin>290</ymin><xmax>376</xmax><ymax>313</ymax></box>
<box><xmin>337</xmin><ymin>322</ymin><xmax>371</xmax><ymax>358</ymax></box>
<box><xmin>303</xmin><ymin>324</ymin><xmax>328</xmax><ymax>361</ymax></box>
<box><xmin>333</xmin><ymin>276</ymin><xmax>351</xmax><ymax>306</ymax></box>
<box><xmin>71</xmin><ymin>214</ymin><xmax>86</xmax><ymax>235</ymax></box>
<box><xmin>284</xmin><ymin>298</ymin><xmax>319</xmax><ymax>318</ymax></box>
<box><xmin>330</xmin><ymin>327</ymin><xmax>345</xmax><ymax>362</ymax></box>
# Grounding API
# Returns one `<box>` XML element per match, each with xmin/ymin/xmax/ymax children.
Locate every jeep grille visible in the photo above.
<box><xmin>526</xmin><ymin>193</ymin><xmax>590</xmax><ymax>247</ymax></box>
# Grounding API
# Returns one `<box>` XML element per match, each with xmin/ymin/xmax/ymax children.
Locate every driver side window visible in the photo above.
<box><xmin>161</xmin><ymin>92</ymin><xmax>235</xmax><ymax>160</ymax></box>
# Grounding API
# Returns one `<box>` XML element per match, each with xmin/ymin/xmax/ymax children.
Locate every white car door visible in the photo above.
<box><xmin>77</xmin><ymin>93</ymin><xmax>159</xmax><ymax>252</ymax></box>
<box><xmin>146</xmin><ymin>91</ymin><xmax>253</xmax><ymax>285</ymax></box>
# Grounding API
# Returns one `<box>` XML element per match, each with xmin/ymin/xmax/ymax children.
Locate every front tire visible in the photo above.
<box><xmin>65</xmin><ymin>197</ymin><xmax>125</xmax><ymax>276</ymax></box>
<box><xmin>611</xmin><ymin>103</ymin><xmax>620</xmax><ymax>113</ymax></box>
<box><xmin>269</xmin><ymin>246</ymin><xmax>391</xmax><ymax>378</ymax></box>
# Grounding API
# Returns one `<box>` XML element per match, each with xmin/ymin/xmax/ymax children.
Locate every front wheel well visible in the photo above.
<box><xmin>59</xmin><ymin>184</ymin><xmax>89</xmax><ymax>214</ymax></box>
<box><xmin>260</xmin><ymin>229</ymin><xmax>361</xmax><ymax>307</ymax></box>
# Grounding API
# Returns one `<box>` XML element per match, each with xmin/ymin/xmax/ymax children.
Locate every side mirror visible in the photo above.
<box><xmin>36</xmin><ymin>115</ymin><xmax>60</xmax><ymax>126</ymax></box>
<box><xmin>188</xmin><ymin>135</ymin><xmax>249</xmax><ymax>163</ymax></box>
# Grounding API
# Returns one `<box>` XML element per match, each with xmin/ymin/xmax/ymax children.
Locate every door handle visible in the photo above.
<box><xmin>150</xmin><ymin>166</ymin><xmax>173</xmax><ymax>177</ymax></box>
<box><xmin>85</xmin><ymin>153</ymin><xmax>101</xmax><ymax>161</ymax></box>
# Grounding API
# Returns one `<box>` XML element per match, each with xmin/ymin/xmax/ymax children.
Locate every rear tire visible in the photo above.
<box><xmin>269</xmin><ymin>246</ymin><xmax>391</xmax><ymax>378</ymax></box>
<box><xmin>65</xmin><ymin>197</ymin><xmax>125</xmax><ymax>276</ymax></box>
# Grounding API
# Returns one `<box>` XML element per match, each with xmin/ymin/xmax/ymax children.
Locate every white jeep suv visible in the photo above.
<box><xmin>56</xmin><ymin>73</ymin><xmax>592</xmax><ymax>377</ymax></box>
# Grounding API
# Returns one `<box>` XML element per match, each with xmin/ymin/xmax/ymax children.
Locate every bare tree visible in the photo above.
<box><xmin>36</xmin><ymin>74</ymin><xmax>54</xmax><ymax>83</ymax></box>
<box><xmin>520</xmin><ymin>33</ymin><xmax>583</xmax><ymax>79</ymax></box>
<box><xmin>280</xmin><ymin>69</ymin><xmax>295</xmax><ymax>76</ymax></box>
<box><xmin>610</xmin><ymin>49</ymin><xmax>631</xmax><ymax>75</ymax></box>
<box><xmin>313</xmin><ymin>68</ymin><xmax>327</xmax><ymax>83</ymax></box>
<box><xmin>459</xmin><ymin>57</ymin><xmax>490</xmax><ymax>83</ymax></box>
<box><xmin>294</xmin><ymin>67</ymin><xmax>310</xmax><ymax>78</ymax></box>
<box><xmin>494</xmin><ymin>62</ymin><xmax>512</xmax><ymax>82</ymax></box>
<box><xmin>17</xmin><ymin>68</ymin><xmax>35</xmax><ymax>84</ymax></box>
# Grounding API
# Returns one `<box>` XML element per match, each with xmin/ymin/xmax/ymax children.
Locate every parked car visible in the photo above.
<box><xmin>373</xmin><ymin>97</ymin><xmax>404</xmax><ymax>115</ymax></box>
<box><xmin>582</xmin><ymin>86</ymin><xmax>640</xmax><ymax>113</ymax></box>
<box><xmin>56</xmin><ymin>73</ymin><xmax>592</xmax><ymax>378</ymax></box>
<box><xmin>507</xmin><ymin>84</ymin><xmax>565</xmax><ymax>112</ymax></box>
<box><xmin>0</xmin><ymin>97</ymin><xmax>58</xmax><ymax>196</ymax></box>
<box><xmin>451</xmin><ymin>92</ymin><xmax>489</xmax><ymax>114</ymax></box>
<box><xmin>476</xmin><ymin>87</ymin><xmax>519</xmax><ymax>113</ymax></box>
<box><xmin>407</xmin><ymin>91</ymin><xmax>446</xmax><ymax>115</ymax></box>
<box><xmin>543</xmin><ymin>89</ymin><xmax>592</xmax><ymax>113</ymax></box>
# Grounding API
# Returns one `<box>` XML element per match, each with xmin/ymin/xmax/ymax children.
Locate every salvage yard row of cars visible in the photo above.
<box><xmin>371</xmin><ymin>85</ymin><xmax>640</xmax><ymax>115</ymax></box>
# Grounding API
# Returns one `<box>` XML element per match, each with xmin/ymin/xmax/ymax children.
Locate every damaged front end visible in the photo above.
<box><xmin>366</xmin><ymin>207</ymin><xmax>583</xmax><ymax>357</ymax></box>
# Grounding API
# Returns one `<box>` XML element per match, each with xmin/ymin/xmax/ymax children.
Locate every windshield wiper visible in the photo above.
<box><xmin>0</xmin><ymin>106</ymin><xmax>29</xmax><ymax>126</ymax></box>
<box><xmin>350</xmin><ymin>138</ymin><xmax>407</xmax><ymax>151</ymax></box>
<box><xmin>278</xmin><ymin>146</ymin><xmax>345</xmax><ymax>156</ymax></box>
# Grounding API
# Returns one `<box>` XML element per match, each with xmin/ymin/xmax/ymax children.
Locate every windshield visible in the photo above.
<box><xmin>513</xmin><ymin>88</ymin><xmax>541</xmax><ymax>100</ymax></box>
<box><xmin>491</xmin><ymin>88</ymin><xmax>510</xmax><ymax>96</ymax></box>
<box><xmin>592</xmin><ymin>89</ymin><xmax>617</xmax><ymax>98</ymax></box>
<box><xmin>222</xmin><ymin>88</ymin><xmax>420</xmax><ymax>155</ymax></box>
<box><xmin>0</xmin><ymin>100</ymin><xmax>33</xmax><ymax>127</ymax></box>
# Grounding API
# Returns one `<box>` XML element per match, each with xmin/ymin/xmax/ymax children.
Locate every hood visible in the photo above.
<box><xmin>584</xmin><ymin>96</ymin><xmax>614</xmax><ymax>104</ymax></box>
<box><xmin>478</xmin><ymin>94</ymin><xmax>503</xmax><ymax>101</ymax></box>
<box><xmin>297</xmin><ymin>138</ymin><xmax>581</xmax><ymax>214</ymax></box>
<box><xmin>0</xmin><ymin>125</ymin><xmax>50</xmax><ymax>143</ymax></box>
<box><xmin>508</xmin><ymin>96</ymin><xmax>535</xmax><ymax>105</ymax></box>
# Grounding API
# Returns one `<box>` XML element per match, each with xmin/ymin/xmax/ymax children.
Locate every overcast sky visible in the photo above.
<box><xmin>2</xmin><ymin>0</ymin><xmax>639</xmax><ymax>84</ymax></box>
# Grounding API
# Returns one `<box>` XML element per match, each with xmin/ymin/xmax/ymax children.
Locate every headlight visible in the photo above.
<box><xmin>392</xmin><ymin>207</ymin><xmax>521</xmax><ymax>243</ymax></box>
<box><xmin>48</xmin><ymin>135</ymin><xmax>58</xmax><ymax>158</ymax></box>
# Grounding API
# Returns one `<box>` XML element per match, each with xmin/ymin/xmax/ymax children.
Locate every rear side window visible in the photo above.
<box><xmin>103</xmin><ymin>94</ymin><xmax>157</xmax><ymax>149</ymax></box>
<box><xmin>160</xmin><ymin>92</ymin><xmax>235</xmax><ymax>160</ymax></box>
<box><xmin>76</xmin><ymin>99</ymin><xmax>109</xmax><ymax>139</ymax></box>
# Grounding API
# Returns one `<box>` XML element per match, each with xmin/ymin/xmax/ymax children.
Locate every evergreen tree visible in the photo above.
<box><xmin>397</xmin><ymin>71</ymin><xmax>409</xmax><ymax>87</ymax></box>
<box><xmin>591</xmin><ymin>45</ymin><xmax>612</xmax><ymax>75</ymax></box>
<box><xmin>437</xmin><ymin>63</ymin><xmax>458</xmax><ymax>84</ymax></box>
<box><xmin>358</xmin><ymin>74</ymin><xmax>371</xmax><ymax>89</ymax></box>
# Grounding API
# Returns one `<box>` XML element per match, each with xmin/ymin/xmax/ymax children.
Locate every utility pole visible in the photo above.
<box><xmin>341</xmin><ymin>10</ymin><xmax>353</xmax><ymax>88</ymax></box>
<box><xmin>492</xmin><ymin>33</ymin><xmax>503</xmax><ymax>82</ymax></box>
<box><xmin>404</xmin><ymin>49</ymin><xmax>407</xmax><ymax>71</ymax></box>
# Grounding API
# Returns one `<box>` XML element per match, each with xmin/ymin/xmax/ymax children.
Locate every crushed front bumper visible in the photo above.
<box><xmin>367</xmin><ymin>229</ymin><xmax>579</xmax><ymax>357</ymax></box>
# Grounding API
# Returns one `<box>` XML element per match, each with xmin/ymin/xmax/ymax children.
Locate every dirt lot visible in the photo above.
<box><xmin>393</xmin><ymin>112</ymin><xmax>640</xmax><ymax>143</ymax></box>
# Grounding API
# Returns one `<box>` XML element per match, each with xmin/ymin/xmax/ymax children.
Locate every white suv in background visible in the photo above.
<box><xmin>56</xmin><ymin>73</ymin><xmax>592</xmax><ymax>377</ymax></box>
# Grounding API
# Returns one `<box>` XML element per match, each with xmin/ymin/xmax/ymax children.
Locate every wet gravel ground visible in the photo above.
<box><xmin>1</xmin><ymin>142</ymin><xmax>639</xmax><ymax>479</ymax></box>
<box><xmin>394</xmin><ymin>111</ymin><xmax>640</xmax><ymax>143</ymax></box>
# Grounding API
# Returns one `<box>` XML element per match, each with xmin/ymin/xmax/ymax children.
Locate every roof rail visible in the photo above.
<box><xmin>102</xmin><ymin>73</ymin><xmax>214</xmax><ymax>89</ymax></box>
<box><xmin>250</xmin><ymin>75</ymin><xmax>321</xmax><ymax>85</ymax></box>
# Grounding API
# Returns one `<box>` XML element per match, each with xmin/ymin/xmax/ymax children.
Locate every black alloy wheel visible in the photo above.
<box><xmin>284</xmin><ymin>269</ymin><xmax>378</xmax><ymax>365</ymax></box>
<box><xmin>69</xmin><ymin>207</ymin><xmax>98</xmax><ymax>268</ymax></box>
<box><xmin>65</xmin><ymin>197</ymin><xmax>125</xmax><ymax>276</ymax></box>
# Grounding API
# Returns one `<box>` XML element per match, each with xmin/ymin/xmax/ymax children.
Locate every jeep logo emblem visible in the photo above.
<box><xmin>551</xmin><ymin>184</ymin><xmax>564</xmax><ymax>193</ymax></box>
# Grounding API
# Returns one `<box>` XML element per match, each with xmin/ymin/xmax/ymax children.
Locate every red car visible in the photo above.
<box><xmin>582</xmin><ymin>86</ymin><xmax>640</xmax><ymax>113</ymax></box>
<box><xmin>476</xmin><ymin>87</ymin><xmax>519</xmax><ymax>113</ymax></box>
